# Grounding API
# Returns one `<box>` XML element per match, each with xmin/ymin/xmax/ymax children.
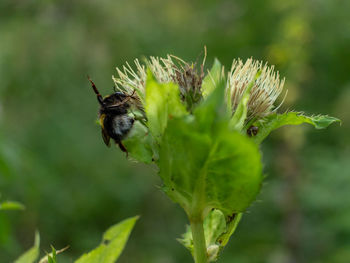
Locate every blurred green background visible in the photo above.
<box><xmin>0</xmin><ymin>0</ymin><xmax>349</xmax><ymax>262</ymax></box>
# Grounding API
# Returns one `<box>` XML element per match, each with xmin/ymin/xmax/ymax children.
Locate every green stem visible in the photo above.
<box><xmin>190</xmin><ymin>218</ymin><xmax>207</xmax><ymax>263</ymax></box>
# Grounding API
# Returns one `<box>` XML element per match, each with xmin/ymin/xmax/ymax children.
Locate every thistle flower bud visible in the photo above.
<box><xmin>112</xmin><ymin>56</ymin><xmax>204</xmax><ymax>111</ymax></box>
<box><xmin>227</xmin><ymin>58</ymin><xmax>285</xmax><ymax>121</ymax></box>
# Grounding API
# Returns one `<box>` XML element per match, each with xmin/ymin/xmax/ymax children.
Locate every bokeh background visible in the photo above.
<box><xmin>0</xmin><ymin>0</ymin><xmax>349</xmax><ymax>262</ymax></box>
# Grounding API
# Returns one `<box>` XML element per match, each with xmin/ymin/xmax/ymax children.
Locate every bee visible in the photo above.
<box><xmin>247</xmin><ymin>125</ymin><xmax>259</xmax><ymax>137</ymax></box>
<box><xmin>88</xmin><ymin>76</ymin><xmax>137</xmax><ymax>154</ymax></box>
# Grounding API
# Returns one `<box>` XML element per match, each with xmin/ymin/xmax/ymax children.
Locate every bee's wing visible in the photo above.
<box><xmin>104</xmin><ymin>96</ymin><xmax>135</xmax><ymax>109</ymax></box>
<box><xmin>105</xmin><ymin>101</ymin><xmax>125</xmax><ymax>109</ymax></box>
<box><xmin>101</xmin><ymin>128</ymin><xmax>111</xmax><ymax>147</ymax></box>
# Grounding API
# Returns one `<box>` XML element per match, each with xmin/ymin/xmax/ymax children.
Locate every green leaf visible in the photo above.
<box><xmin>15</xmin><ymin>231</ymin><xmax>40</xmax><ymax>263</ymax></box>
<box><xmin>202</xmin><ymin>58</ymin><xmax>223</xmax><ymax>98</ymax></box>
<box><xmin>205</xmin><ymin>130</ymin><xmax>262</xmax><ymax>215</ymax></box>
<box><xmin>75</xmin><ymin>216</ymin><xmax>138</xmax><ymax>263</ymax></box>
<box><xmin>229</xmin><ymin>71</ymin><xmax>261</xmax><ymax>131</ymax></box>
<box><xmin>0</xmin><ymin>200</ymin><xmax>25</xmax><ymax>210</ymax></box>
<box><xmin>252</xmin><ymin>112</ymin><xmax>341</xmax><ymax>144</ymax></box>
<box><xmin>216</xmin><ymin>213</ymin><xmax>242</xmax><ymax>247</ymax></box>
<box><xmin>47</xmin><ymin>246</ymin><xmax>57</xmax><ymax>263</ymax></box>
<box><xmin>204</xmin><ymin>210</ymin><xmax>226</xmax><ymax>248</ymax></box>
<box><xmin>159</xmin><ymin>116</ymin><xmax>210</xmax><ymax>212</ymax></box>
<box><xmin>145</xmin><ymin>70</ymin><xmax>187</xmax><ymax>140</ymax></box>
<box><xmin>48</xmin><ymin>256</ymin><xmax>55</xmax><ymax>263</ymax></box>
<box><xmin>159</xmin><ymin>116</ymin><xmax>262</xmax><ymax>218</ymax></box>
<box><xmin>160</xmin><ymin>85</ymin><xmax>262</xmax><ymax>217</ymax></box>
<box><xmin>124</xmin><ymin>121</ymin><xmax>155</xmax><ymax>163</ymax></box>
<box><xmin>178</xmin><ymin>225</ymin><xmax>193</xmax><ymax>254</ymax></box>
<box><xmin>194</xmin><ymin>78</ymin><xmax>228</xmax><ymax>133</ymax></box>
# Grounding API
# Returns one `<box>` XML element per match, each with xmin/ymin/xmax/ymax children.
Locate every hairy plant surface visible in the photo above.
<box><xmin>106</xmin><ymin>54</ymin><xmax>339</xmax><ymax>263</ymax></box>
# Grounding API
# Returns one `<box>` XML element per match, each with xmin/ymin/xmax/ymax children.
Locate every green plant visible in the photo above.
<box><xmin>12</xmin><ymin>53</ymin><xmax>338</xmax><ymax>263</ymax></box>
<box><xmin>14</xmin><ymin>216</ymin><xmax>138</xmax><ymax>263</ymax></box>
<box><xmin>109</xmin><ymin>54</ymin><xmax>339</xmax><ymax>263</ymax></box>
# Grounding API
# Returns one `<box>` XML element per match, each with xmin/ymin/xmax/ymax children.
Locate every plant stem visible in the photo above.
<box><xmin>190</xmin><ymin>218</ymin><xmax>207</xmax><ymax>263</ymax></box>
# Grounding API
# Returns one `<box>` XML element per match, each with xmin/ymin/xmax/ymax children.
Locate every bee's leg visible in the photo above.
<box><xmin>118</xmin><ymin>141</ymin><xmax>128</xmax><ymax>157</ymax></box>
<box><xmin>87</xmin><ymin>76</ymin><xmax>104</xmax><ymax>105</ymax></box>
<box><xmin>130</xmin><ymin>89</ymin><xmax>136</xmax><ymax>98</ymax></box>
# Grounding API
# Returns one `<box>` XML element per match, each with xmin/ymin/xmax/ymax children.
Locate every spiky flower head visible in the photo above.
<box><xmin>112</xmin><ymin>56</ymin><xmax>204</xmax><ymax>111</ymax></box>
<box><xmin>227</xmin><ymin>58</ymin><xmax>285</xmax><ymax>122</ymax></box>
<box><xmin>112</xmin><ymin>54</ymin><xmax>285</xmax><ymax>120</ymax></box>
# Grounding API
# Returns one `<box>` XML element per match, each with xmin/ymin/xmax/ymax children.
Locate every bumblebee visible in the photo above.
<box><xmin>88</xmin><ymin>76</ymin><xmax>137</xmax><ymax>154</ymax></box>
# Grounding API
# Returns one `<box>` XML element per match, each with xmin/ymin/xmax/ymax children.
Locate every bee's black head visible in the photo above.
<box><xmin>98</xmin><ymin>91</ymin><xmax>132</xmax><ymax>115</ymax></box>
<box><xmin>114</xmin><ymin>91</ymin><xmax>127</xmax><ymax>98</ymax></box>
<box><xmin>88</xmin><ymin>76</ymin><xmax>129</xmax><ymax>107</ymax></box>
<box><xmin>102</xmin><ymin>92</ymin><xmax>127</xmax><ymax>105</ymax></box>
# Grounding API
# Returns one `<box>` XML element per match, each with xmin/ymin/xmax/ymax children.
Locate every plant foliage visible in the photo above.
<box><xmin>14</xmin><ymin>217</ymin><xmax>138</xmax><ymax>263</ymax></box>
<box><xmin>120</xmin><ymin>58</ymin><xmax>339</xmax><ymax>262</ymax></box>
